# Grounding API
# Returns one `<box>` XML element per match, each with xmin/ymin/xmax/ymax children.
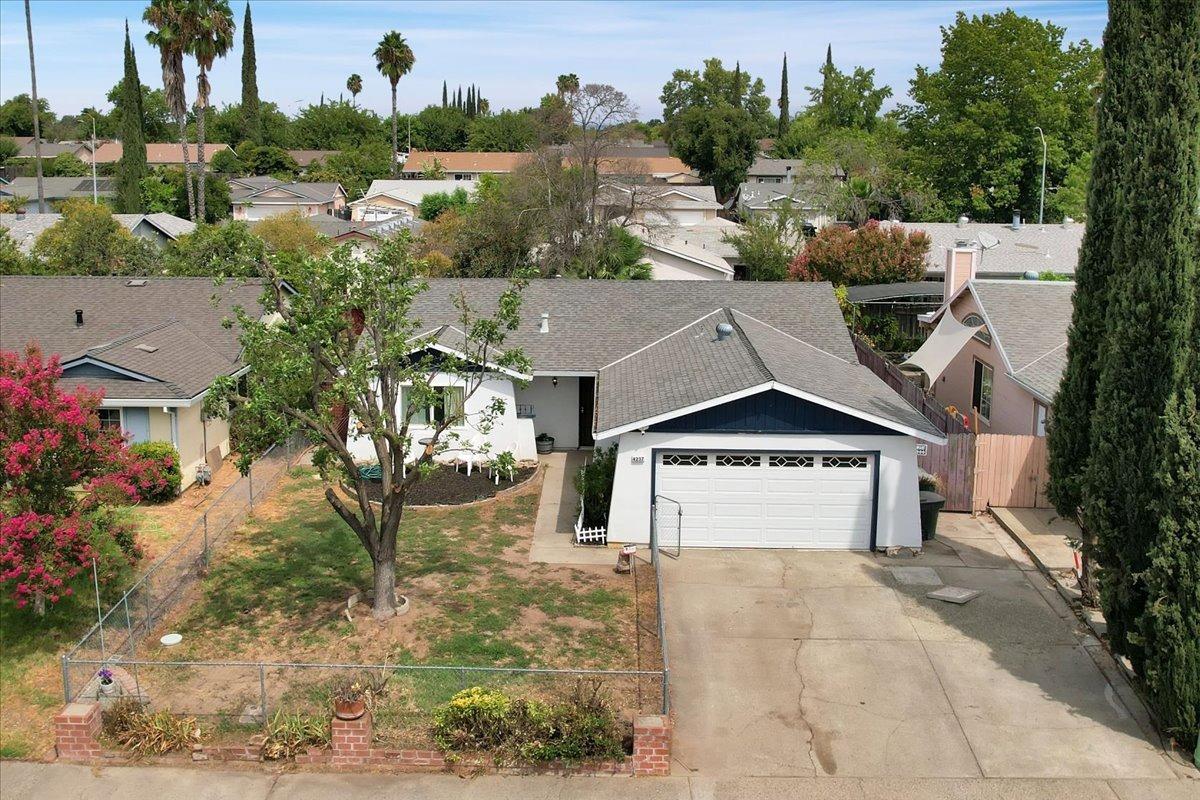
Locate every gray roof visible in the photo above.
<box><xmin>747</xmin><ymin>158</ymin><xmax>843</xmax><ymax>180</ymax></box>
<box><xmin>1</xmin><ymin>212</ymin><xmax>194</xmax><ymax>252</ymax></box>
<box><xmin>595</xmin><ymin>307</ymin><xmax>939</xmax><ymax>437</ymax></box>
<box><xmin>663</xmin><ymin>219</ymin><xmax>742</xmax><ymax>261</ymax></box>
<box><xmin>737</xmin><ymin>182</ymin><xmax>826</xmax><ymax>211</ymax></box>
<box><xmin>847</xmin><ymin>281</ymin><xmax>945</xmax><ymax>303</ymax></box>
<box><xmin>968</xmin><ymin>280</ymin><xmax>1075</xmax><ymax>401</ymax></box>
<box><xmin>0</xmin><ymin>177</ymin><xmax>115</xmax><ymax>200</ymax></box>
<box><xmin>229</xmin><ymin>178</ymin><xmax>344</xmax><ymax>204</ymax></box>
<box><xmin>0</xmin><ymin>276</ymin><xmax>266</xmax><ymax>401</ymax></box>
<box><xmin>890</xmin><ymin>220</ymin><xmax>1084</xmax><ymax>277</ymax></box>
<box><xmin>407</xmin><ymin>279</ymin><xmax>859</xmax><ymax>374</ymax></box>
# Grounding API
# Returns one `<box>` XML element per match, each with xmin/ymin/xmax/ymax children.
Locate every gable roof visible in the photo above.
<box><xmin>747</xmin><ymin>157</ymin><xmax>844</xmax><ymax>180</ymax></box>
<box><xmin>403</xmin><ymin>151</ymin><xmax>529</xmax><ymax>174</ymax></box>
<box><xmin>287</xmin><ymin>149</ymin><xmax>338</xmax><ymax>167</ymax></box>
<box><xmin>888</xmin><ymin>220</ymin><xmax>1084</xmax><ymax>277</ymax></box>
<box><xmin>0</xmin><ymin>276</ymin><xmax>267</xmax><ymax>403</ymax></box>
<box><xmin>737</xmin><ymin>182</ymin><xmax>825</xmax><ymax>211</ymax></box>
<box><xmin>0</xmin><ymin>177</ymin><xmax>115</xmax><ymax>201</ymax></box>
<box><xmin>91</xmin><ymin>142</ymin><xmax>232</xmax><ymax>165</ymax></box>
<box><xmin>632</xmin><ymin>227</ymin><xmax>734</xmax><ymax>276</ymax></box>
<box><xmin>1</xmin><ymin>212</ymin><xmax>194</xmax><ymax>252</ymax></box>
<box><xmin>595</xmin><ymin>308</ymin><xmax>942</xmax><ymax>440</ymax></box>
<box><xmin>967</xmin><ymin>281</ymin><xmax>1074</xmax><ymax>401</ymax></box>
<box><xmin>230</xmin><ymin>179</ymin><xmax>345</xmax><ymax>205</ymax></box>
<box><xmin>351</xmin><ymin>179</ymin><xmax>478</xmax><ymax>207</ymax></box>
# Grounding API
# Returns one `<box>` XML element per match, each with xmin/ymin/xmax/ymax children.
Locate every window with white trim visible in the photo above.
<box><xmin>662</xmin><ymin>453</ymin><xmax>707</xmax><ymax>467</ymax></box>
<box><xmin>401</xmin><ymin>385</ymin><xmax>465</xmax><ymax>426</ymax></box>
<box><xmin>822</xmin><ymin>455</ymin><xmax>868</xmax><ymax>469</ymax></box>
<box><xmin>769</xmin><ymin>454</ymin><xmax>814</xmax><ymax>468</ymax></box>
<box><xmin>716</xmin><ymin>454</ymin><xmax>760</xmax><ymax>467</ymax></box>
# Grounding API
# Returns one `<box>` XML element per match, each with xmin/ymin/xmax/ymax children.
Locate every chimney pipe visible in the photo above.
<box><xmin>956</xmin><ymin>214</ymin><xmax>968</xmax><ymax>228</ymax></box>
<box><xmin>1012</xmin><ymin>212</ymin><xmax>1022</xmax><ymax>230</ymax></box>
<box><xmin>74</xmin><ymin>309</ymin><xmax>84</xmax><ymax>326</ymax></box>
<box><xmin>539</xmin><ymin>313</ymin><xmax>549</xmax><ymax>333</ymax></box>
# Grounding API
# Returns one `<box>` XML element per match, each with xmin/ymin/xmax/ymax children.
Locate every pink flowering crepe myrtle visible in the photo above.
<box><xmin>0</xmin><ymin>346</ymin><xmax>159</xmax><ymax>612</ymax></box>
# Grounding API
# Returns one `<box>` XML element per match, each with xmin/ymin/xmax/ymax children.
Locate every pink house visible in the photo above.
<box><xmin>902</xmin><ymin>243</ymin><xmax>1074</xmax><ymax>436</ymax></box>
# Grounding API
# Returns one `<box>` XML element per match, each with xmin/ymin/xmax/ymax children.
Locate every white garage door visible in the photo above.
<box><xmin>656</xmin><ymin>451</ymin><xmax>875</xmax><ymax>549</ymax></box>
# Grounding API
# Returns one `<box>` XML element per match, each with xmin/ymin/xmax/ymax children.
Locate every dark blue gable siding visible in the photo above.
<box><xmin>647</xmin><ymin>389</ymin><xmax>899</xmax><ymax>436</ymax></box>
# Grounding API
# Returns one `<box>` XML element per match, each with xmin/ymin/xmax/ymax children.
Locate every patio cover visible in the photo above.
<box><xmin>901</xmin><ymin>311</ymin><xmax>984</xmax><ymax>382</ymax></box>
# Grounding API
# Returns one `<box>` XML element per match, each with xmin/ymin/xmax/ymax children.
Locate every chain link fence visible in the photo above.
<box><xmin>61</xmin><ymin>434</ymin><xmax>308</xmax><ymax>703</ymax></box>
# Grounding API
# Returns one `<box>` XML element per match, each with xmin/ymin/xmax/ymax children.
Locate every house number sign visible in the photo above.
<box><xmin>630</xmin><ymin>456</ymin><xmax>645</xmax><ymax>465</ymax></box>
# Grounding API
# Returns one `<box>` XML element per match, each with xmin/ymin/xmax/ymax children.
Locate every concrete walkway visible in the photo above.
<box><xmin>991</xmin><ymin>507</ymin><xmax>1080</xmax><ymax>572</ymax></box>
<box><xmin>7</xmin><ymin>761</ymin><xmax>1199</xmax><ymax>800</ymax></box>
<box><xmin>528</xmin><ymin>450</ymin><xmax>613</xmax><ymax>566</ymax></box>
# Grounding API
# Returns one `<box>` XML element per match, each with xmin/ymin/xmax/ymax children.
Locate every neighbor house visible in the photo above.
<box><xmin>347</xmin><ymin>280</ymin><xmax>943</xmax><ymax>550</ymax></box>
<box><xmin>91</xmin><ymin>142</ymin><xmax>233</xmax><ymax>169</ymax></box>
<box><xmin>229</xmin><ymin>176</ymin><xmax>347</xmax><ymax>220</ymax></box>
<box><xmin>0</xmin><ymin>276</ymin><xmax>271</xmax><ymax>489</ymax></box>
<box><xmin>885</xmin><ymin>216</ymin><xmax>1084</xmax><ymax>279</ymax></box>
<box><xmin>900</xmin><ymin>242</ymin><xmax>1073</xmax><ymax>436</ymax></box>
<box><xmin>0</xmin><ymin>177</ymin><xmax>116</xmax><ymax>210</ymax></box>
<box><xmin>596</xmin><ymin>183</ymin><xmax>721</xmax><ymax>227</ymax></box>
<box><xmin>737</xmin><ymin>182</ymin><xmax>832</xmax><ymax>231</ymax></box>
<box><xmin>286</xmin><ymin>149</ymin><xmax>338</xmax><ymax>170</ymax></box>
<box><xmin>401</xmin><ymin>151</ymin><xmax>528</xmax><ymax>180</ymax></box>
<box><xmin>0</xmin><ymin>211</ymin><xmax>194</xmax><ymax>252</ymax></box>
<box><xmin>12</xmin><ymin>138</ymin><xmax>99</xmax><ymax>161</ymax></box>
<box><xmin>348</xmin><ymin>179</ymin><xmax>478</xmax><ymax>222</ymax></box>
<box><xmin>746</xmin><ymin>157</ymin><xmax>844</xmax><ymax>184</ymax></box>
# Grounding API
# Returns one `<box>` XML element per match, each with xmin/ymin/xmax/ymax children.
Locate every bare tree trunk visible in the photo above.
<box><xmin>1076</xmin><ymin>509</ymin><xmax>1100</xmax><ymax>607</ymax></box>
<box><xmin>196</xmin><ymin>74</ymin><xmax>208</xmax><ymax>222</ymax></box>
<box><xmin>371</xmin><ymin>555</ymin><xmax>397</xmax><ymax>620</ymax></box>
<box><xmin>33</xmin><ymin>590</ymin><xmax>45</xmax><ymax>617</ymax></box>
<box><xmin>24</xmin><ymin>0</ymin><xmax>45</xmax><ymax>213</ymax></box>
<box><xmin>179</xmin><ymin>115</ymin><xmax>196</xmax><ymax>220</ymax></box>
<box><xmin>391</xmin><ymin>85</ymin><xmax>400</xmax><ymax>177</ymax></box>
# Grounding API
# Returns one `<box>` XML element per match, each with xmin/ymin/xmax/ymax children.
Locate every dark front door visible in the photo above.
<box><xmin>578</xmin><ymin>376</ymin><xmax>595</xmax><ymax>448</ymax></box>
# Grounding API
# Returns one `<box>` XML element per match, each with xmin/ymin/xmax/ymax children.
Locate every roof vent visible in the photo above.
<box><xmin>126</xmin><ymin>279</ymin><xmax>148</xmax><ymax>287</ymax></box>
<box><xmin>956</xmin><ymin>215</ymin><xmax>968</xmax><ymax>228</ymax></box>
<box><xmin>539</xmin><ymin>313</ymin><xmax>549</xmax><ymax>333</ymax></box>
<box><xmin>716</xmin><ymin>322</ymin><xmax>734</xmax><ymax>341</ymax></box>
<box><xmin>135</xmin><ymin>343</ymin><xmax>159</xmax><ymax>353</ymax></box>
<box><xmin>15</xmin><ymin>210</ymin><xmax>25</xmax><ymax>220</ymax></box>
<box><xmin>74</xmin><ymin>309</ymin><xmax>83</xmax><ymax>326</ymax></box>
<box><xmin>1011</xmin><ymin>212</ymin><xmax>1022</xmax><ymax>230</ymax></box>
<box><xmin>1062</xmin><ymin>217</ymin><xmax>1074</xmax><ymax>227</ymax></box>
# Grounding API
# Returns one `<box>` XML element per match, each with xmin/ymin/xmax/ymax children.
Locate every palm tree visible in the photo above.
<box><xmin>346</xmin><ymin>73</ymin><xmax>362</xmax><ymax>106</ymax></box>
<box><xmin>183</xmin><ymin>0</ymin><xmax>235</xmax><ymax>222</ymax></box>
<box><xmin>144</xmin><ymin>0</ymin><xmax>195</xmax><ymax>220</ymax></box>
<box><xmin>373</xmin><ymin>31</ymin><xmax>415</xmax><ymax>178</ymax></box>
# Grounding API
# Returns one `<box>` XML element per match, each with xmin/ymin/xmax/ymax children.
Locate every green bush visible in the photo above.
<box><xmin>573</xmin><ymin>445</ymin><xmax>617</xmax><ymax>528</ymax></box>
<box><xmin>128</xmin><ymin>441</ymin><xmax>181</xmax><ymax>502</ymax></box>
<box><xmin>431</xmin><ymin>681</ymin><xmax>625</xmax><ymax>764</ymax></box>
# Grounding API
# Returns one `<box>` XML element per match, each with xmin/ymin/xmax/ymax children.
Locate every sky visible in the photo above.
<box><xmin>0</xmin><ymin>0</ymin><xmax>1108</xmax><ymax>124</ymax></box>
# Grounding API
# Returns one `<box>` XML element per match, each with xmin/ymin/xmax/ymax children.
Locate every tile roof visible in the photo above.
<box><xmin>91</xmin><ymin>142</ymin><xmax>232</xmax><ymax>164</ymax></box>
<box><xmin>968</xmin><ymin>280</ymin><xmax>1075</xmax><ymax>401</ymax></box>
<box><xmin>889</xmin><ymin>220</ymin><xmax>1084</xmax><ymax>277</ymax></box>
<box><xmin>595</xmin><ymin>308</ymin><xmax>940</xmax><ymax>437</ymax></box>
<box><xmin>406</xmin><ymin>279</ymin><xmax>859</xmax><ymax>374</ymax></box>
<box><xmin>0</xmin><ymin>276</ymin><xmax>266</xmax><ymax>401</ymax></box>
<box><xmin>403</xmin><ymin>151</ymin><xmax>530</xmax><ymax>174</ymax></box>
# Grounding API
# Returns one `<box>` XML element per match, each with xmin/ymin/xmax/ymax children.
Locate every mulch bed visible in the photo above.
<box><xmin>363</xmin><ymin>463</ymin><xmax>538</xmax><ymax>506</ymax></box>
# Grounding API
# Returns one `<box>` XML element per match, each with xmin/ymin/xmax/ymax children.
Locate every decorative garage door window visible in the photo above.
<box><xmin>662</xmin><ymin>453</ymin><xmax>708</xmax><ymax>467</ymax></box>
<box><xmin>768</xmin><ymin>454</ymin><xmax>815</xmax><ymax>468</ymax></box>
<box><xmin>716</xmin><ymin>454</ymin><xmax>760</xmax><ymax>467</ymax></box>
<box><xmin>822</xmin><ymin>455</ymin><xmax>869</xmax><ymax>468</ymax></box>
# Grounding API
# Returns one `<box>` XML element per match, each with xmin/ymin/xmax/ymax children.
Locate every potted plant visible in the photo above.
<box><xmin>535</xmin><ymin>433</ymin><xmax>554</xmax><ymax>455</ymax></box>
<box><xmin>97</xmin><ymin>668</ymin><xmax>116</xmax><ymax>697</ymax></box>
<box><xmin>332</xmin><ymin>680</ymin><xmax>366</xmax><ymax>720</ymax></box>
<box><xmin>918</xmin><ymin>471</ymin><xmax>946</xmax><ymax>540</ymax></box>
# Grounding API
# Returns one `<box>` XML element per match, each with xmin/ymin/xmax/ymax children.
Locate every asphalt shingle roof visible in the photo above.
<box><xmin>0</xmin><ymin>276</ymin><xmax>266</xmax><ymax>401</ymax></box>
<box><xmin>891</xmin><ymin>221</ymin><xmax>1084</xmax><ymax>277</ymax></box>
<box><xmin>594</xmin><ymin>308</ymin><xmax>940</xmax><ymax>437</ymax></box>
<box><xmin>969</xmin><ymin>280</ymin><xmax>1075</xmax><ymax>401</ymax></box>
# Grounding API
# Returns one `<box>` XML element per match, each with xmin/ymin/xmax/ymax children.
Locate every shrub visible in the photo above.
<box><xmin>789</xmin><ymin>221</ymin><xmax>930</xmax><ymax>285</ymax></box>
<box><xmin>573</xmin><ymin>445</ymin><xmax>617</xmax><ymax>528</ymax></box>
<box><xmin>261</xmin><ymin>711</ymin><xmax>330</xmax><ymax>760</ymax></box>
<box><xmin>127</xmin><ymin>441</ymin><xmax>181</xmax><ymax>502</ymax></box>
<box><xmin>102</xmin><ymin>699</ymin><xmax>201</xmax><ymax>755</ymax></box>
<box><xmin>918</xmin><ymin>470</ymin><xmax>943</xmax><ymax>494</ymax></box>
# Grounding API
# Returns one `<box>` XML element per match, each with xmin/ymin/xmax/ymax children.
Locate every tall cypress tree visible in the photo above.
<box><xmin>240</xmin><ymin>2</ymin><xmax>261</xmax><ymax>144</ymax></box>
<box><xmin>777</xmin><ymin>53</ymin><xmax>789</xmax><ymax>138</ymax></box>
<box><xmin>1081</xmin><ymin>0</ymin><xmax>1200</xmax><ymax>752</ymax></box>
<box><xmin>821</xmin><ymin>44</ymin><xmax>835</xmax><ymax>111</ymax></box>
<box><xmin>456</xmin><ymin>86</ymin><xmax>462</xmax><ymax>112</ymax></box>
<box><xmin>115</xmin><ymin>21</ymin><xmax>146</xmax><ymax>213</ymax></box>
<box><xmin>442</xmin><ymin>80</ymin><xmax>448</xmax><ymax>107</ymax></box>
<box><xmin>467</xmin><ymin>85</ymin><xmax>475</xmax><ymax>118</ymax></box>
<box><xmin>731</xmin><ymin>61</ymin><xmax>742</xmax><ymax>107</ymax></box>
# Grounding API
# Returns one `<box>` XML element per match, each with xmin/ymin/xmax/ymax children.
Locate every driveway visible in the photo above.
<box><xmin>661</xmin><ymin>513</ymin><xmax>1181</xmax><ymax>780</ymax></box>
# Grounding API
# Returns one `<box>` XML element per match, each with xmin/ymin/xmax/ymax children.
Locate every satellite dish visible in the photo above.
<box><xmin>977</xmin><ymin>232</ymin><xmax>1001</xmax><ymax>249</ymax></box>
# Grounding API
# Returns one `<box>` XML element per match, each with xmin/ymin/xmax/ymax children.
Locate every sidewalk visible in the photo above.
<box><xmin>528</xmin><ymin>450</ymin><xmax>614</xmax><ymax>566</ymax></box>
<box><xmin>5</xmin><ymin>761</ymin><xmax>1198</xmax><ymax>800</ymax></box>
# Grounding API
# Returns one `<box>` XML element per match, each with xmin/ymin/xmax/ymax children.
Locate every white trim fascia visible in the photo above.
<box><xmin>595</xmin><ymin>381</ymin><xmax>947</xmax><ymax>444</ymax></box>
<box><xmin>1009</xmin><ymin>373</ymin><xmax>1056</xmax><ymax>406</ymax></box>
<box><xmin>642</xmin><ymin>240</ymin><xmax>733</xmax><ymax>274</ymax></box>
<box><xmin>599</xmin><ymin>309</ymin><xmax>726</xmax><ymax>371</ymax></box>
<box><xmin>408</xmin><ymin>334</ymin><xmax>532</xmax><ymax>381</ymax></box>
<box><xmin>962</xmin><ymin>283</ymin><xmax>1015</xmax><ymax>375</ymax></box>
<box><xmin>530</xmin><ymin>370</ymin><xmax>595</xmax><ymax>378</ymax></box>
<box><xmin>61</xmin><ymin>356</ymin><xmax>158</xmax><ymax>382</ymax></box>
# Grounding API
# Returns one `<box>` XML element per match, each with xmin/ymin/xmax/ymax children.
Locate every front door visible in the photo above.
<box><xmin>578</xmin><ymin>376</ymin><xmax>595</xmax><ymax>448</ymax></box>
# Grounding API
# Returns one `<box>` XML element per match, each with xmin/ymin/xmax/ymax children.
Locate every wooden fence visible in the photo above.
<box><xmin>917</xmin><ymin>433</ymin><xmax>976</xmax><ymax>512</ymax></box>
<box><xmin>853</xmin><ymin>336</ymin><xmax>969</xmax><ymax>435</ymax></box>
<box><xmin>971</xmin><ymin>434</ymin><xmax>1052</xmax><ymax>512</ymax></box>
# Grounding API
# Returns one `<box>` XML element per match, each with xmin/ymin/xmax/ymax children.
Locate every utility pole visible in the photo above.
<box><xmin>1035</xmin><ymin>126</ymin><xmax>1047</xmax><ymax>225</ymax></box>
<box><xmin>24</xmin><ymin>0</ymin><xmax>45</xmax><ymax>213</ymax></box>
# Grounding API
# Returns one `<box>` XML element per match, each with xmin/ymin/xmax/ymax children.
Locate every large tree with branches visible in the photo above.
<box><xmin>208</xmin><ymin>237</ymin><xmax>529</xmax><ymax>619</ymax></box>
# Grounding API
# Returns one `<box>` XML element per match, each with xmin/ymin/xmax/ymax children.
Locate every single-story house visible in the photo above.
<box><xmin>91</xmin><ymin>142</ymin><xmax>233</xmax><ymax>169</ymax></box>
<box><xmin>401</xmin><ymin>151</ymin><xmax>528</xmax><ymax>180</ymax></box>
<box><xmin>900</xmin><ymin>242</ymin><xmax>1073</xmax><ymax>435</ymax></box>
<box><xmin>250</xmin><ymin>214</ymin><xmax>422</xmax><ymax>256</ymax></box>
<box><xmin>347</xmin><ymin>280</ymin><xmax>944</xmax><ymax>550</ymax></box>
<box><xmin>0</xmin><ymin>177</ymin><xmax>115</xmax><ymax>210</ymax></box>
<box><xmin>286</xmin><ymin>149</ymin><xmax>338</xmax><ymax>169</ymax></box>
<box><xmin>885</xmin><ymin>216</ymin><xmax>1084</xmax><ymax>279</ymax></box>
<box><xmin>348</xmin><ymin>179</ymin><xmax>478</xmax><ymax>222</ymax></box>
<box><xmin>11</xmin><ymin>139</ymin><xmax>99</xmax><ymax>161</ymax></box>
<box><xmin>0</xmin><ymin>276</ymin><xmax>272</xmax><ymax>489</ymax></box>
<box><xmin>737</xmin><ymin>182</ymin><xmax>832</xmax><ymax>230</ymax></box>
<box><xmin>746</xmin><ymin>157</ymin><xmax>844</xmax><ymax>184</ymax></box>
<box><xmin>0</xmin><ymin>211</ymin><xmax>195</xmax><ymax>252</ymax></box>
<box><xmin>597</xmin><ymin>183</ymin><xmax>721</xmax><ymax>227</ymax></box>
<box><xmin>630</xmin><ymin>224</ymin><xmax>735</xmax><ymax>281</ymax></box>
<box><xmin>229</xmin><ymin>177</ymin><xmax>347</xmax><ymax>220</ymax></box>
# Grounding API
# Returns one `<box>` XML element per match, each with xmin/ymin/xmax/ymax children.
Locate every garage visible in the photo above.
<box><xmin>656</xmin><ymin>451</ymin><xmax>875</xmax><ymax>549</ymax></box>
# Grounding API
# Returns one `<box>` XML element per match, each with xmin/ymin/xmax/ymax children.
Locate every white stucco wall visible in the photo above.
<box><xmin>605</xmin><ymin>431</ymin><xmax>923</xmax><ymax>550</ymax></box>
<box><xmin>645</xmin><ymin>249</ymin><xmax>732</xmax><ymax>281</ymax></box>
<box><xmin>513</xmin><ymin>376</ymin><xmax>581</xmax><ymax>449</ymax></box>
<box><xmin>347</xmin><ymin>373</ymin><xmax>536</xmax><ymax>465</ymax></box>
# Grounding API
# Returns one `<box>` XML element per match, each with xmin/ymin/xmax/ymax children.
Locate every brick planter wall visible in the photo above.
<box><xmin>54</xmin><ymin>702</ymin><xmax>102</xmax><ymax>761</ymax></box>
<box><xmin>632</xmin><ymin>714</ymin><xmax>672</xmax><ymax>776</ymax></box>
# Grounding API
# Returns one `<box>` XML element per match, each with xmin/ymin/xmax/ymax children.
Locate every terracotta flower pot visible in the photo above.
<box><xmin>334</xmin><ymin>697</ymin><xmax>366</xmax><ymax>720</ymax></box>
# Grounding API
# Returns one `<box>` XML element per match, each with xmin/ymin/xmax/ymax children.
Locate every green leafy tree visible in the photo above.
<box><xmin>303</xmin><ymin>140</ymin><xmax>392</xmax><ymax>200</ymax></box>
<box><xmin>467</xmin><ymin>110</ymin><xmax>537</xmax><ymax>152</ymax></box>
<box><xmin>555</xmin><ymin>73</ymin><xmax>579</xmax><ymax>97</ymax></box>
<box><xmin>140</xmin><ymin>166</ymin><xmax>228</xmax><ymax>222</ymax></box>
<box><xmin>117</xmin><ymin>22</ymin><xmax>148</xmax><ymax>213</ymax></box>
<box><xmin>164</xmin><ymin>219</ymin><xmax>265</xmax><ymax>276</ymax></box>
<box><xmin>245</xmin><ymin>145</ymin><xmax>297</xmax><ymax>176</ymax></box>
<box><xmin>667</xmin><ymin>104</ymin><xmax>758</xmax><ymax>200</ymax></box>
<box><xmin>454</xmin><ymin>173</ymin><xmax>539</xmax><ymax>277</ymax></box>
<box><xmin>0</xmin><ymin>136</ymin><xmax>20</xmax><ymax>164</ymax></box>
<box><xmin>183</xmin><ymin>0</ymin><xmax>236</xmax><ymax>222</ymax></box>
<box><xmin>374</xmin><ymin>30</ymin><xmax>415</xmax><ymax>177</ymax></box>
<box><xmin>31</xmin><ymin>199</ymin><xmax>161</xmax><ymax>275</ymax></box>
<box><xmin>724</xmin><ymin>203</ymin><xmax>806</xmax><ymax>281</ymax></box>
<box><xmin>292</xmin><ymin>100</ymin><xmax>383</xmax><ymax>150</ymax></box>
<box><xmin>1047</xmin><ymin>151</ymin><xmax>1091</xmax><ymax>222</ymax></box>
<box><xmin>0</xmin><ymin>94</ymin><xmax>54</xmax><ymax>137</ymax></box>
<box><xmin>412</xmin><ymin>105</ymin><xmax>469</xmax><ymax>151</ymax></box>
<box><xmin>807</xmin><ymin>53</ymin><xmax>892</xmax><ymax>131</ymax></box>
<box><xmin>47</xmin><ymin>152</ymin><xmax>88</xmax><ymax>177</ymax></box>
<box><xmin>205</xmin><ymin>239</ymin><xmax>531</xmax><ymax>619</ymax></box>
<box><xmin>898</xmin><ymin>10</ymin><xmax>1101</xmax><ymax>221</ymax></box>
<box><xmin>104</xmin><ymin>80</ymin><xmax>171</xmax><ymax>142</ymax></box>
<box><xmin>0</xmin><ymin>228</ymin><xmax>39</xmax><ymax>275</ymax></box>
<box><xmin>661</xmin><ymin>58</ymin><xmax>774</xmax><ymax>137</ymax></box>
<box><xmin>575</xmin><ymin>226</ymin><xmax>650</xmax><ymax>280</ymax></box>
<box><xmin>240</xmin><ymin>1</ymin><xmax>261</xmax><ymax>144</ymax></box>
<box><xmin>789</xmin><ymin>221</ymin><xmax>929</xmax><ymax>285</ymax></box>
<box><xmin>346</xmin><ymin>73</ymin><xmax>363</xmax><ymax>106</ymax></box>
<box><xmin>418</xmin><ymin>187</ymin><xmax>471</xmax><ymax>221</ymax></box>
<box><xmin>209</xmin><ymin>146</ymin><xmax>245</xmax><ymax>174</ymax></box>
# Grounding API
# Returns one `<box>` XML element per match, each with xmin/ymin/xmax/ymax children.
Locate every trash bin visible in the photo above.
<box><xmin>919</xmin><ymin>491</ymin><xmax>946</xmax><ymax>540</ymax></box>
